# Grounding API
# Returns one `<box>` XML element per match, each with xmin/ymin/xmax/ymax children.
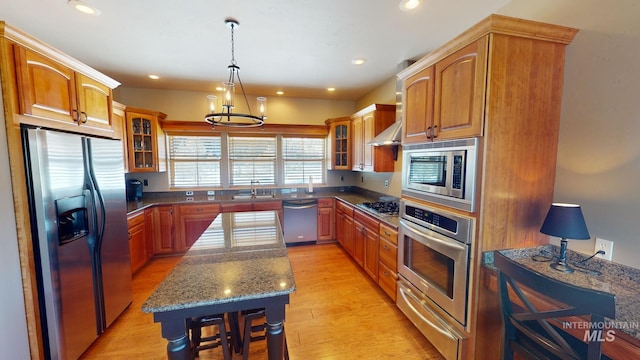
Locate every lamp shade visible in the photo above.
<box><xmin>540</xmin><ymin>203</ymin><xmax>590</xmax><ymax>240</ymax></box>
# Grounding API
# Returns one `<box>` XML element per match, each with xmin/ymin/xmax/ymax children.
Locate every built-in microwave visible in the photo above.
<box><xmin>402</xmin><ymin>138</ymin><xmax>478</xmax><ymax>212</ymax></box>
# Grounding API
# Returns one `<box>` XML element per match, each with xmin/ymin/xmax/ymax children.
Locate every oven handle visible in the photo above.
<box><xmin>398</xmin><ymin>282</ymin><xmax>458</xmax><ymax>340</ymax></box>
<box><xmin>399</xmin><ymin>219</ymin><xmax>467</xmax><ymax>252</ymax></box>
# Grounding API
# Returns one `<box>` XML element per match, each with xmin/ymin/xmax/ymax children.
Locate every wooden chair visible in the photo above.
<box><xmin>240</xmin><ymin>308</ymin><xmax>289</xmax><ymax>360</ymax></box>
<box><xmin>494</xmin><ymin>251</ymin><xmax>616</xmax><ymax>360</ymax></box>
<box><xmin>189</xmin><ymin>313</ymin><xmax>236</xmax><ymax>359</ymax></box>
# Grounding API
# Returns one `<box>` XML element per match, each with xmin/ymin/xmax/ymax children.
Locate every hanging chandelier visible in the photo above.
<box><xmin>205</xmin><ymin>18</ymin><xmax>267</xmax><ymax>128</ymax></box>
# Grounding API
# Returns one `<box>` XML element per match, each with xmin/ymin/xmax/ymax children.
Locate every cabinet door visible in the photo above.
<box><xmin>317</xmin><ymin>206</ymin><xmax>335</xmax><ymax>242</ymax></box>
<box><xmin>352</xmin><ymin>221</ymin><xmax>365</xmax><ymax>267</ymax></box>
<box><xmin>336</xmin><ymin>210</ymin><xmax>354</xmax><ymax>255</ymax></box>
<box><xmin>175</xmin><ymin>204</ymin><xmax>221</xmax><ymax>251</ymax></box>
<box><xmin>403</xmin><ymin>66</ymin><xmax>435</xmax><ymax>144</ymax></box>
<box><xmin>329</xmin><ymin>121</ymin><xmax>351</xmax><ymax>170</ymax></box>
<box><xmin>144</xmin><ymin>208</ymin><xmax>154</xmax><ymax>260</ymax></box>
<box><xmin>362</xmin><ymin>112</ymin><xmax>375</xmax><ymax>172</ymax></box>
<box><xmin>14</xmin><ymin>46</ymin><xmax>77</xmax><ymax>124</ymax></box>
<box><xmin>75</xmin><ymin>73</ymin><xmax>112</xmax><ymax>131</ymax></box>
<box><xmin>363</xmin><ymin>226</ymin><xmax>379</xmax><ymax>280</ymax></box>
<box><xmin>434</xmin><ymin>37</ymin><xmax>488</xmax><ymax>140</ymax></box>
<box><xmin>153</xmin><ymin>205</ymin><xmax>175</xmax><ymax>254</ymax></box>
<box><xmin>351</xmin><ymin>116</ymin><xmax>364</xmax><ymax>171</ymax></box>
<box><xmin>378</xmin><ymin>261</ymin><xmax>398</xmax><ymax>301</ymax></box>
<box><xmin>127</xmin><ymin>213</ymin><xmax>146</xmax><ymax>274</ymax></box>
<box><xmin>126</xmin><ymin>110</ymin><xmax>167</xmax><ymax>173</ymax></box>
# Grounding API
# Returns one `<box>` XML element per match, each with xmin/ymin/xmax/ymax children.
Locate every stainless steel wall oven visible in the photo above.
<box><xmin>396</xmin><ymin>199</ymin><xmax>473</xmax><ymax>360</ymax></box>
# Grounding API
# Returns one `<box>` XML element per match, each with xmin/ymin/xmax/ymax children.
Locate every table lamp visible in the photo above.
<box><xmin>539</xmin><ymin>203</ymin><xmax>591</xmax><ymax>273</ymax></box>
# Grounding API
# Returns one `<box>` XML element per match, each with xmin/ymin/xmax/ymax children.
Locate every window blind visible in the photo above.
<box><xmin>229</xmin><ymin>136</ymin><xmax>276</xmax><ymax>185</ymax></box>
<box><xmin>168</xmin><ymin>135</ymin><xmax>221</xmax><ymax>187</ymax></box>
<box><xmin>282</xmin><ymin>137</ymin><xmax>325</xmax><ymax>184</ymax></box>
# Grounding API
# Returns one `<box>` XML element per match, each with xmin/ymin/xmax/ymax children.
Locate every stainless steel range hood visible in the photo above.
<box><xmin>367</xmin><ymin>60</ymin><xmax>414</xmax><ymax>147</ymax></box>
<box><xmin>367</xmin><ymin>121</ymin><xmax>402</xmax><ymax>146</ymax></box>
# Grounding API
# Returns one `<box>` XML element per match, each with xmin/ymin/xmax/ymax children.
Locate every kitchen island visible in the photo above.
<box><xmin>142</xmin><ymin>210</ymin><xmax>295</xmax><ymax>359</ymax></box>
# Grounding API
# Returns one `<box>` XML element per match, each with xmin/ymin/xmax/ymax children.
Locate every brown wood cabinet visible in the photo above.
<box><xmin>221</xmin><ymin>200</ymin><xmax>283</xmax><ymax>225</ymax></box>
<box><xmin>399</xmin><ymin>14</ymin><xmax>581</xmax><ymax>359</ymax></box>
<box><xmin>144</xmin><ymin>208</ymin><xmax>154</xmax><ymax>260</ymax></box>
<box><xmin>351</xmin><ymin>104</ymin><xmax>396</xmax><ymax>172</ymax></box>
<box><xmin>336</xmin><ymin>200</ymin><xmax>354</xmax><ymax>256</ymax></box>
<box><xmin>401</xmin><ymin>38</ymin><xmax>487</xmax><ymax>143</ymax></box>
<box><xmin>125</xmin><ymin>107</ymin><xmax>167</xmax><ymax>172</ymax></box>
<box><xmin>317</xmin><ymin>198</ymin><xmax>335</xmax><ymax>242</ymax></box>
<box><xmin>152</xmin><ymin>205</ymin><xmax>175</xmax><ymax>254</ymax></box>
<box><xmin>13</xmin><ymin>45</ymin><xmax>115</xmax><ymax>137</ymax></box>
<box><xmin>325</xmin><ymin>117</ymin><xmax>351</xmax><ymax>170</ymax></box>
<box><xmin>174</xmin><ymin>203</ymin><xmax>221</xmax><ymax>252</ymax></box>
<box><xmin>377</xmin><ymin>223</ymin><xmax>398</xmax><ymax>300</ymax></box>
<box><xmin>127</xmin><ymin>210</ymin><xmax>147</xmax><ymax>274</ymax></box>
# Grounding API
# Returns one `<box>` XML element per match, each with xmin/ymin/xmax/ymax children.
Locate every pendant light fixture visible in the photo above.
<box><xmin>205</xmin><ymin>18</ymin><xmax>267</xmax><ymax>128</ymax></box>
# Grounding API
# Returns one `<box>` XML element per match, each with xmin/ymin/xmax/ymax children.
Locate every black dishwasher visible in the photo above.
<box><xmin>282</xmin><ymin>199</ymin><xmax>318</xmax><ymax>245</ymax></box>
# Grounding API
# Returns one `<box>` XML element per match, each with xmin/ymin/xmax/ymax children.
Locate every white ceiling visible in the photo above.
<box><xmin>1</xmin><ymin>0</ymin><xmax>518</xmax><ymax>100</ymax></box>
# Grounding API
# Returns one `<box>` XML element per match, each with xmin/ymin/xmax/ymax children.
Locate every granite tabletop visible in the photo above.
<box><xmin>484</xmin><ymin>245</ymin><xmax>640</xmax><ymax>340</ymax></box>
<box><xmin>142</xmin><ymin>210</ymin><xmax>296</xmax><ymax>313</ymax></box>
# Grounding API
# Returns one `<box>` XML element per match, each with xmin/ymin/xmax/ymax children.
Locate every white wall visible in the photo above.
<box><xmin>499</xmin><ymin>0</ymin><xmax>640</xmax><ymax>268</ymax></box>
<box><xmin>0</xmin><ymin>88</ymin><xmax>31</xmax><ymax>358</ymax></box>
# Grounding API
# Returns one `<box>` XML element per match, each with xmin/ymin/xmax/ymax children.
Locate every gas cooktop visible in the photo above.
<box><xmin>358</xmin><ymin>201</ymin><xmax>399</xmax><ymax>216</ymax></box>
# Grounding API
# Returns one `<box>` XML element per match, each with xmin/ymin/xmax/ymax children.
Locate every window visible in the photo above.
<box><xmin>229</xmin><ymin>136</ymin><xmax>276</xmax><ymax>186</ymax></box>
<box><xmin>168</xmin><ymin>135</ymin><xmax>221</xmax><ymax>188</ymax></box>
<box><xmin>282</xmin><ymin>137</ymin><xmax>325</xmax><ymax>184</ymax></box>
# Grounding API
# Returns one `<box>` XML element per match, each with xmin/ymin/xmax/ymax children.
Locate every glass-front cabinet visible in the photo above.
<box><xmin>326</xmin><ymin>117</ymin><xmax>351</xmax><ymax>170</ymax></box>
<box><xmin>125</xmin><ymin>107</ymin><xmax>167</xmax><ymax>172</ymax></box>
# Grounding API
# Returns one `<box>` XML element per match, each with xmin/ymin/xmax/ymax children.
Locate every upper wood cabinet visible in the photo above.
<box><xmin>401</xmin><ymin>38</ymin><xmax>488</xmax><ymax>143</ymax></box>
<box><xmin>325</xmin><ymin>117</ymin><xmax>351</xmax><ymax>170</ymax></box>
<box><xmin>125</xmin><ymin>107</ymin><xmax>167</xmax><ymax>172</ymax></box>
<box><xmin>13</xmin><ymin>45</ymin><xmax>115</xmax><ymax>137</ymax></box>
<box><xmin>112</xmin><ymin>101</ymin><xmax>128</xmax><ymax>172</ymax></box>
<box><xmin>351</xmin><ymin>104</ymin><xmax>396</xmax><ymax>172</ymax></box>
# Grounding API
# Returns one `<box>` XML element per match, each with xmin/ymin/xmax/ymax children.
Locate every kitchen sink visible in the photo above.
<box><xmin>231</xmin><ymin>194</ymin><xmax>275</xmax><ymax>200</ymax></box>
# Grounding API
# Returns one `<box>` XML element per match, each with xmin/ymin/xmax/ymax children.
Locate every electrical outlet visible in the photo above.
<box><xmin>207</xmin><ymin>190</ymin><xmax>215</xmax><ymax>196</ymax></box>
<box><xmin>143</xmin><ymin>179</ymin><xmax>148</xmax><ymax>186</ymax></box>
<box><xmin>595</xmin><ymin>238</ymin><xmax>614</xmax><ymax>261</ymax></box>
<box><xmin>384</xmin><ymin>179</ymin><xmax>389</xmax><ymax>188</ymax></box>
<box><xmin>185</xmin><ymin>191</ymin><xmax>194</xmax><ymax>196</ymax></box>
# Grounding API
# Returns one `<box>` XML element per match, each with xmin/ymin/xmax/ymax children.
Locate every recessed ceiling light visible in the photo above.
<box><xmin>327</xmin><ymin>87</ymin><xmax>336</xmax><ymax>92</ymax></box>
<box><xmin>399</xmin><ymin>0</ymin><xmax>420</xmax><ymax>11</ymax></box>
<box><xmin>148</xmin><ymin>75</ymin><xmax>160</xmax><ymax>80</ymax></box>
<box><xmin>276</xmin><ymin>91</ymin><xmax>284</xmax><ymax>95</ymax></box>
<box><xmin>67</xmin><ymin>0</ymin><xmax>101</xmax><ymax>16</ymax></box>
<box><xmin>351</xmin><ymin>58</ymin><xmax>366</xmax><ymax>65</ymax></box>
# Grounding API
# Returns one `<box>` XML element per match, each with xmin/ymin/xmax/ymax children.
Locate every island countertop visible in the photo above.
<box><xmin>142</xmin><ymin>210</ymin><xmax>296</xmax><ymax>314</ymax></box>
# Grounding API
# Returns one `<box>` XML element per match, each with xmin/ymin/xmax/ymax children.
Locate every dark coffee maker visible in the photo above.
<box><xmin>126</xmin><ymin>179</ymin><xmax>143</xmax><ymax>201</ymax></box>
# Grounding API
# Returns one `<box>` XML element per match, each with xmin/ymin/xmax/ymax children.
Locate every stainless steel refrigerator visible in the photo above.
<box><xmin>23</xmin><ymin>127</ymin><xmax>133</xmax><ymax>360</ymax></box>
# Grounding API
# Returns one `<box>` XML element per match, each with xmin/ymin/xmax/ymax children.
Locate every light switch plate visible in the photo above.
<box><xmin>595</xmin><ymin>238</ymin><xmax>614</xmax><ymax>261</ymax></box>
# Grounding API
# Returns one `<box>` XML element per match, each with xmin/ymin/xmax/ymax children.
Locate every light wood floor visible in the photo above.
<box><xmin>80</xmin><ymin>243</ymin><xmax>444</xmax><ymax>359</ymax></box>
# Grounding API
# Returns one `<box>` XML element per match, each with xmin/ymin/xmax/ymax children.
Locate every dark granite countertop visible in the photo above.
<box><xmin>483</xmin><ymin>245</ymin><xmax>640</xmax><ymax>340</ymax></box>
<box><xmin>127</xmin><ymin>187</ymin><xmax>400</xmax><ymax>228</ymax></box>
<box><xmin>142</xmin><ymin>210</ymin><xmax>295</xmax><ymax>313</ymax></box>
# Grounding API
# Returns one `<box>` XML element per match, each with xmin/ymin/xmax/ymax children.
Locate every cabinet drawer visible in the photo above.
<box><xmin>127</xmin><ymin>210</ymin><xmax>145</xmax><ymax>227</ymax></box>
<box><xmin>336</xmin><ymin>200</ymin><xmax>354</xmax><ymax>217</ymax></box>
<box><xmin>378</xmin><ymin>238</ymin><xmax>398</xmax><ymax>270</ymax></box>
<box><xmin>318</xmin><ymin>198</ymin><xmax>334</xmax><ymax>208</ymax></box>
<box><xmin>178</xmin><ymin>203</ymin><xmax>221</xmax><ymax>216</ymax></box>
<box><xmin>379</xmin><ymin>222</ymin><xmax>398</xmax><ymax>245</ymax></box>
<box><xmin>252</xmin><ymin>200</ymin><xmax>282</xmax><ymax>211</ymax></box>
<box><xmin>354</xmin><ymin>210</ymin><xmax>379</xmax><ymax>231</ymax></box>
<box><xmin>378</xmin><ymin>262</ymin><xmax>398</xmax><ymax>301</ymax></box>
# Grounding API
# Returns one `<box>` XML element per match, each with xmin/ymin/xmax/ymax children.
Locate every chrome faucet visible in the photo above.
<box><xmin>250</xmin><ymin>180</ymin><xmax>260</xmax><ymax>197</ymax></box>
